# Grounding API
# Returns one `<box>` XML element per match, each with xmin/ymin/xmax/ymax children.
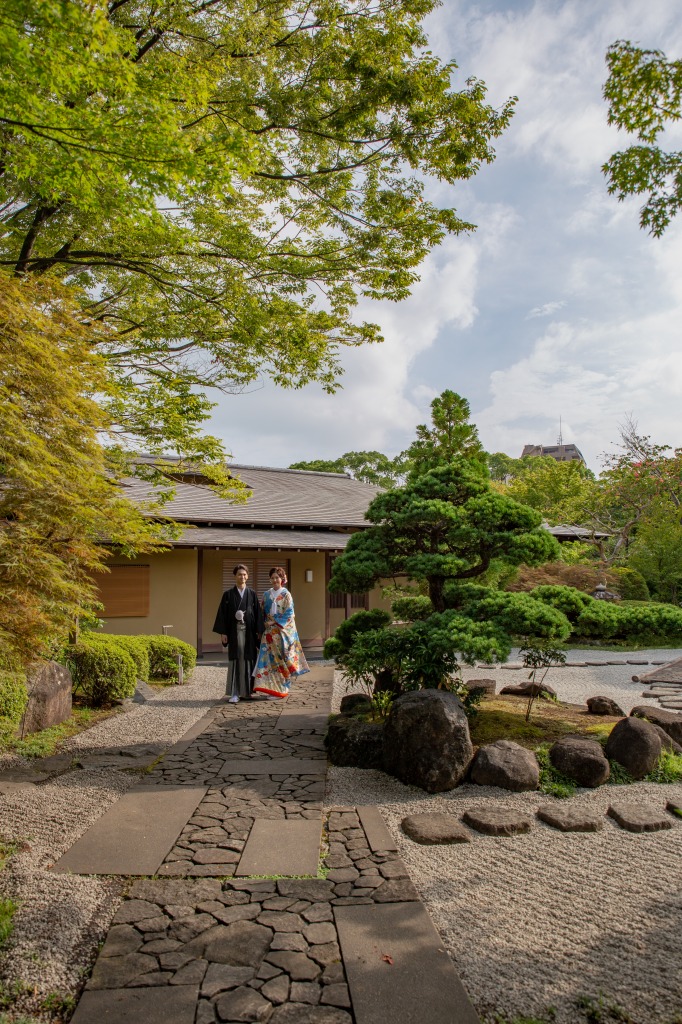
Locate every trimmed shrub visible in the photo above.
<box><xmin>323</xmin><ymin>609</ymin><xmax>391</xmax><ymax>661</ymax></box>
<box><xmin>530</xmin><ymin>585</ymin><xmax>594</xmax><ymax>623</ymax></box>
<box><xmin>102</xmin><ymin>634</ymin><xmax>150</xmax><ymax>682</ymax></box>
<box><xmin>608</xmin><ymin>567</ymin><xmax>650</xmax><ymax>602</ymax></box>
<box><xmin>0</xmin><ymin>670</ymin><xmax>28</xmax><ymax>724</ymax></box>
<box><xmin>575</xmin><ymin>602</ymin><xmax>621</xmax><ymax>639</ymax></box>
<box><xmin>68</xmin><ymin>635</ymin><xmax>137</xmax><ymax>705</ymax></box>
<box><xmin>145</xmin><ymin>636</ymin><xmax>196</xmax><ymax>680</ymax></box>
<box><xmin>391</xmin><ymin>595</ymin><xmax>433</xmax><ymax>621</ymax></box>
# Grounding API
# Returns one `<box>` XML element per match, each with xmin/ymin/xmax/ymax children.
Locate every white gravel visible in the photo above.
<box><xmin>328</xmin><ymin>662</ymin><xmax>682</xmax><ymax>1024</ymax></box>
<box><xmin>0</xmin><ymin>667</ymin><xmax>225</xmax><ymax>1007</ymax></box>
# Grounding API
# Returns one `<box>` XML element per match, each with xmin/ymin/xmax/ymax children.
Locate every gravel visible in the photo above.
<box><xmin>328</xmin><ymin>661</ymin><xmax>682</xmax><ymax>1024</ymax></box>
<box><xmin>0</xmin><ymin>667</ymin><xmax>226</xmax><ymax>1006</ymax></box>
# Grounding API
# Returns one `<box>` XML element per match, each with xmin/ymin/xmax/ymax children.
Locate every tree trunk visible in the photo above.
<box><xmin>428</xmin><ymin>576</ymin><xmax>445</xmax><ymax>613</ymax></box>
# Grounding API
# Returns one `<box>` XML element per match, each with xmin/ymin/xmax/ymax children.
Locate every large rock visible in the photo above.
<box><xmin>382</xmin><ymin>690</ymin><xmax>473</xmax><ymax>793</ymax></box>
<box><xmin>325</xmin><ymin>715</ymin><xmax>383</xmax><ymax>769</ymax></box>
<box><xmin>470</xmin><ymin>740</ymin><xmax>539</xmax><ymax>792</ymax></box>
<box><xmin>549</xmin><ymin>735</ymin><xmax>610</xmax><ymax>788</ymax></box>
<box><xmin>20</xmin><ymin>661</ymin><xmax>72</xmax><ymax>734</ymax></box>
<box><xmin>463</xmin><ymin>678</ymin><xmax>496</xmax><ymax>696</ymax></box>
<box><xmin>650</xmin><ymin>724</ymin><xmax>682</xmax><ymax>755</ymax></box>
<box><xmin>630</xmin><ymin>705</ymin><xmax>682</xmax><ymax>746</ymax></box>
<box><xmin>339</xmin><ymin>693</ymin><xmax>372</xmax><ymax>714</ymax></box>
<box><xmin>499</xmin><ymin>681</ymin><xmax>557</xmax><ymax>699</ymax></box>
<box><xmin>587</xmin><ymin>696</ymin><xmax>624</xmax><ymax>717</ymax></box>
<box><xmin>604</xmin><ymin>717</ymin><xmax>662</xmax><ymax>779</ymax></box>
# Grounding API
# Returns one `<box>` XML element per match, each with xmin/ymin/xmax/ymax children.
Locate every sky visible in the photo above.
<box><xmin>206</xmin><ymin>0</ymin><xmax>682</xmax><ymax>474</ymax></box>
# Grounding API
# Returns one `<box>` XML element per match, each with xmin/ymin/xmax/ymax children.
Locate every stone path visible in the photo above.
<box><xmin>60</xmin><ymin>667</ymin><xmax>478</xmax><ymax>1024</ymax></box>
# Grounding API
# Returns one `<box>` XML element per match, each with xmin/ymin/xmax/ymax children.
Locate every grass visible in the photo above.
<box><xmin>0</xmin><ymin>704</ymin><xmax>118</xmax><ymax>759</ymax></box>
<box><xmin>468</xmin><ymin>696</ymin><xmax>618</xmax><ymax>751</ymax></box>
<box><xmin>0</xmin><ymin>899</ymin><xmax>18</xmax><ymax>949</ymax></box>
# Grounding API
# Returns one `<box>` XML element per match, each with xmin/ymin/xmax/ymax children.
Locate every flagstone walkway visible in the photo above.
<box><xmin>58</xmin><ymin>667</ymin><xmax>478</xmax><ymax>1024</ymax></box>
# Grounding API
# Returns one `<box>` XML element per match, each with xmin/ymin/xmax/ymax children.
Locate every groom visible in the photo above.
<box><xmin>212</xmin><ymin>564</ymin><xmax>264</xmax><ymax>703</ymax></box>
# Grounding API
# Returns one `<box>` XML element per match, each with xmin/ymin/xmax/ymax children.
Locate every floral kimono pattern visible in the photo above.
<box><xmin>252</xmin><ymin>588</ymin><xmax>309</xmax><ymax>698</ymax></box>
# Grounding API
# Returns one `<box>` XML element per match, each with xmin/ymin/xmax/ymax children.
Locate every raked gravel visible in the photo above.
<box><xmin>0</xmin><ymin>666</ymin><xmax>225</xmax><ymax>1009</ymax></box>
<box><xmin>328</xmin><ymin>664</ymin><xmax>682</xmax><ymax>1024</ymax></box>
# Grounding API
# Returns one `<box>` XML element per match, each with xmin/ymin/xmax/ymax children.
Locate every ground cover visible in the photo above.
<box><xmin>0</xmin><ymin>705</ymin><xmax>120</xmax><ymax>759</ymax></box>
<box><xmin>468</xmin><ymin>695</ymin><xmax>616</xmax><ymax>749</ymax></box>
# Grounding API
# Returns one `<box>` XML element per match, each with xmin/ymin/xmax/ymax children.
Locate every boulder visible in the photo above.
<box><xmin>463</xmin><ymin>678</ymin><xmax>496</xmax><ymax>696</ymax></box>
<box><xmin>470</xmin><ymin>740</ymin><xmax>539</xmax><ymax>792</ymax></box>
<box><xmin>586</xmin><ymin>696</ymin><xmax>624</xmax><ymax>717</ymax></box>
<box><xmin>650</xmin><ymin>724</ymin><xmax>682</xmax><ymax>755</ymax></box>
<box><xmin>549</xmin><ymin>735</ymin><xmax>610</xmax><ymax>788</ymax></box>
<box><xmin>499</xmin><ymin>681</ymin><xmax>557</xmax><ymax>699</ymax></box>
<box><xmin>20</xmin><ymin>661</ymin><xmax>72</xmax><ymax>735</ymax></box>
<box><xmin>339</xmin><ymin>693</ymin><xmax>372</xmax><ymax>715</ymax></box>
<box><xmin>630</xmin><ymin>705</ymin><xmax>682</xmax><ymax>746</ymax></box>
<box><xmin>325</xmin><ymin>715</ymin><xmax>383</xmax><ymax>769</ymax></box>
<box><xmin>604</xmin><ymin>717</ymin><xmax>662</xmax><ymax>779</ymax></box>
<box><xmin>382</xmin><ymin>690</ymin><xmax>473</xmax><ymax>793</ymax></box>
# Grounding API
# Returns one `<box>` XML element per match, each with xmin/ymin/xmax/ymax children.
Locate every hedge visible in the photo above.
<box><xmin>145</xmin><ymin>636</ymin><xmax>197</xmax><ymax>680</ymax></box>
<box><xmin>575</xmin><ymin>601</ymin><xmax>682</xmax><ymax>641</ymax></box>
<box><xmin>103</xmin><ymin>635</ymin><xmax>150</xmax><ymax>682</ymax></box>
<box><xmin>68</xmin><ymin>635</ymin><xmax>137</xmax><ymax>706</ymax></box>
<box><xmin>530</xmin><ymin>585</ymin><xmax>594</xmax><ymax>623</ymax></box>
<box><xmin>0</xmin><ymin>670</ymin><xmax>28</xmax><ymax>725</ymax></box>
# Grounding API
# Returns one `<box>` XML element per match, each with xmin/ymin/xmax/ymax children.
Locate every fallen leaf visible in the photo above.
<box><xmin>381</xmin><ymin>953</ymin><xmax>394</xmax><ymax>965</ymax></box>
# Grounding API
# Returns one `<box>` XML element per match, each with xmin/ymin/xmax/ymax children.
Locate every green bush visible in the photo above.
<box><xmin>145</xmin><ymin>636</ymin><xmax>196</xmax><ymax>680</ymax></box>
<box><xmin>575</xmin><ymin>601</ymin><xmax>621</xmax><ymax>638</ymax></box>
<box><xmin>0</xmin><ymin>670</ymin><xmax>28</xmax><ymax>725</ymax></box>
<box><xmin>102</xmin><ymin>635</ymin><xmax>150</xmax><ymax>682</ymax></box>
<box><xmin>609</xmin><ymin>566</ymin><xmax>650</xmax><ymax>602</ymax></box>
<box><xmin>530</xmin><ymin>585</ymin><xmax>594</xmax><ymax>623</ymax></box>
<box><xmin>390</xmin><ymin>595</ymin><xmax>433</xmax><ymax>621</ymax></box>
<box><xmin>322</xmin><ymin>609</ymin><xmax>391</xmax><ymax>661</ymax></box>
<box><xmin>456</xmin><ymin>588</ymin><xmax>572</xmax><ymax>642</ymax></box>
<box><xmin>67</xmin><ymin>635</ymin><xmax>137</xmax><ymax>706</ymax></box>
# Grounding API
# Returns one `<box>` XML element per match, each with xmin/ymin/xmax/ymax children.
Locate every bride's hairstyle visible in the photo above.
<box><xmin>269</xmin><ymin>566</ymin><xmax>287</xmax><ymax>586</ymax></box>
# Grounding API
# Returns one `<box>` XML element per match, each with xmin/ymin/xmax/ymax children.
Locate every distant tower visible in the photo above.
<box><xmin>557</xmin><ymin>417</ymin><xmax>563</xmax><ymax>446</ymax></box>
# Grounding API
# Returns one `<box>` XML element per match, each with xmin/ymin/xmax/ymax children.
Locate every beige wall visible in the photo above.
<box><xmin>99</xmin><ymin>550</ymin><xmax>197</xmax><ymax>647</ymax></box>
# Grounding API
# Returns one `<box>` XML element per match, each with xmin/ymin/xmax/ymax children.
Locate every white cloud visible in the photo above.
<box><xmin>526</xmin><ymin>300</ymin><xmax>566</xmax><ymax>319</ymax></box>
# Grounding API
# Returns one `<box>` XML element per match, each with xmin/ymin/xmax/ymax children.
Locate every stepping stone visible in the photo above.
<box><xmin>666</xmin><ymin>799</ymin><xmax>682</xmax><ymax>818</ymax></box>
<box><xmin>660</xmin><ymin>701</ymin><xmax>682</xmax><ymax>710</ymax></box>
<box><xmin>461</xmin><ymin>807</ymin><xmax>532</xmax><ymax>837</ymax></box>
<box><xmin>236</xmin><ymin>818</ymin><xmax>322</xmax><ymax>877</ymax></box>
<box><xmin>219</xmin><ymin>759</ymin><xmax>327</xmax><ymax>775</ymax></box>
<box><xmin>637</xmin><ymin>657</ymin><xmax>682</xmax><ymax>684</ymax></box>
<box><xmin>356</xmin><ymin>806</ymin><xmax>398</xmax><ymax>853</ymax></box>
<box><xmin>536</xmin><ymin>805</ymin><xmax>603</xmax><ymax>833</ymax></box>
<box><xmin>607</xmin><ymin>802</ymin><xmax>673</xmax><ymax>834</ymax></box>
<box><xmin>335</xmin><ymin>902</ymin><xmax>479</xmax><ymax>1024</ymax></box>
<box><xmin>401</xmin><ymin>813</ymin><xmax>471</xmax><ymax>844</ymax></box>
<box><xmin>52</xmin><ymin>786</ymin><xmax>206</xmax><ymax>875</ymax></box>
<box><xmin>71</xmin><ymin>984</ymin><xmax>199</xmax><ymax>1023</ymax></box>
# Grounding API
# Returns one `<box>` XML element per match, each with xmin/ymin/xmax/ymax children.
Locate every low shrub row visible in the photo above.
<box><xmin>66</xmin><ymin>633</ymin><xmax>197</xmax><ymax>707</ymax></box>
<box><xmin>528</xmin><ymin>583</ymin><xmax>682</xmax><ymax>641</ymax></box>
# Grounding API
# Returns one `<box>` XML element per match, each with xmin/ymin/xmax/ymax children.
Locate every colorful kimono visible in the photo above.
<box><xmin>252</xmin><ymin>587</ymin><xmax>309</xmax><ymax>698</ymax></box>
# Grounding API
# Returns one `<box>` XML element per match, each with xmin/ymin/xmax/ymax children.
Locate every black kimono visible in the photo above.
<box><xmin>213</xmin><ymin>587</ymin><xmax>264</xmax><ymax>698</ymax></box>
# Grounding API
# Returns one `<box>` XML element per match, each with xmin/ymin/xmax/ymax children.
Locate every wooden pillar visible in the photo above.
<box><xmin>196</xmin><ymin>548</ymin><xmax>204</xmax><ymax>657</ymax></box>
<box><xmin>325</xmin><ymin>554</ymin><xmax>331</xmax><ymax>639</ymax></box>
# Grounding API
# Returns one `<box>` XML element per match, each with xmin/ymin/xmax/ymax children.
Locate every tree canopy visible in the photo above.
<box><xmin>0</xmin><ymin>273</ymin><xmax>169</xmax><ymax>664</ymax></box>
<box><xmin>603</xmin><ymin>40</ymin><xmax>682</xmax><ymax>235</ymax></box>
<box><xmin>1</xmin><ymin>0</ymin><xmax>514</xmax><ymax>456</ymax></box>
<box><xmin>290</xmin><ymin>450</ymin><xmax>405</xmax><ymax>487</ymax></box>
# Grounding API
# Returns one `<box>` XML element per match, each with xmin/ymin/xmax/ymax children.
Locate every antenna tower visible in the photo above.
<box><xmin>557</xmin><ymin>417</ymin><xmax>563</xmax><ymax>446</ymax></box>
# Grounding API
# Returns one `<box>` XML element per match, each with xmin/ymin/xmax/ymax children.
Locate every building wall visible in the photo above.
<box><xmin>98</xmin><ymin>550</ymin><xmax>198</xmax><ymax>647</ymax></box>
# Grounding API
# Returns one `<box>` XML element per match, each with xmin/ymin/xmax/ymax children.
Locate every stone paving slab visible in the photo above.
<box><xmin>70</xmin><ymin>984</ymin><xmax>199</xmax><ymax>1023</ymax></box>
<box><xmin>236</xmin><ymin>818</ymin><xmax>323</xmax><ymax>877</ymax></box>
<box><xmin>275</xmin><ymin>712</ymin><xmax>330</xmax><ymax>732</ymax></box>
<box><xmin>52</xmin><ymin>786</ymin><xmax>206</xmax><ymax>875</ymax></box>
<box><xmin>356</xmin><ymin>806</ymin><xmax>398</xmax><ymax>853</ymax></box>
<box><xmin>166</xmin><ymin>710</ymin><xmax>218</xmax><ymax>755</ymax></box>
<box><xmin>335</xmin><ymin>901</ymin><xmax>480</xmax><ymax>1024</ymax></box>
<box><xmin>218</xmin><ymin>758</ymin><xmax>328</xmax><ymax>775</ymax></box>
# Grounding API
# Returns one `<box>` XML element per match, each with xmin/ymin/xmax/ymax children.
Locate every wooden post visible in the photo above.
<box><xmin>196</xmin><ymin>547</ymin><xmax>204</xmax><ymax>657</ymax></box>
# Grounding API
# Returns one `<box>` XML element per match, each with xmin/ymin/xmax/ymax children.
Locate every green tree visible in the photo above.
<box><xmin>503</xmin><ymin>457</ymin><xmax>596</xmax><ymax>525</ymax></box>
<box><xmin>0</xmin><ymin>273</ymin><xmax>169</xmax><ymax>665</ymax></box>
<box><xmin>603</xmin><ymin>40</ymin><xmax>682</xmax><ymax>235</ymax></box>
<box><xmin>329</xmin><ymin>460</ymin><xmax>559</xmax><ymax>612</ymax></box>
<box><xmin>628</xmin><ymin>508</ymin><xmax>682</xmax><ymax>603</ymax></box>
<box><xmin>403</xmin><ymin>391</ymin><xmax>487</xmax><ymax>476</ymax></box>
<box><xmin>290</xmin><ymin>451</ymin><xmax>405</xmax><ymax>487</ymax></box>
<box><xmin>487</xmin><ymin>452</ymin><xmax>524</xmax><ymax>482</ymax></box>
<box><xmin>1</xmin><ymin>0</ymin><xmax>514</xmax><ymax>456</ymax></box>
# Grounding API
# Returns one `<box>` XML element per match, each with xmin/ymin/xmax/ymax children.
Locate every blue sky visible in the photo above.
<box><xmin>207</xmin><ymin>0</ymin><xmax>682</xmax><ymax>473</ymax></box>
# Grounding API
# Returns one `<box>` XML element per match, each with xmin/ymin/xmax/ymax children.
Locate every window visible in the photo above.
<box><xmin>97</xmin><ymin>565</ymin><xmax>150</xmax><ymax>617</ymax></box>
<box><xmin>328</xmin><ymin>557</ymin><xmax>368</xmax><ymax>610</ymax></box>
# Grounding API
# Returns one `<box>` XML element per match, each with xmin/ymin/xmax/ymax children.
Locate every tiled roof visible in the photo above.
<box><xmin>170</xmin><ymin>526</ymin><xmax>351</xmax><ymax>550</ymax></box>
<box><xmin>544</xmin><ymin>523</ymin><xmax>609</xmax><ymax>540</ymax></box>
<box><xmin>124</xmin><ymin>463</ymin><xmax>380</xmax><ymax>528</ymax></box>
